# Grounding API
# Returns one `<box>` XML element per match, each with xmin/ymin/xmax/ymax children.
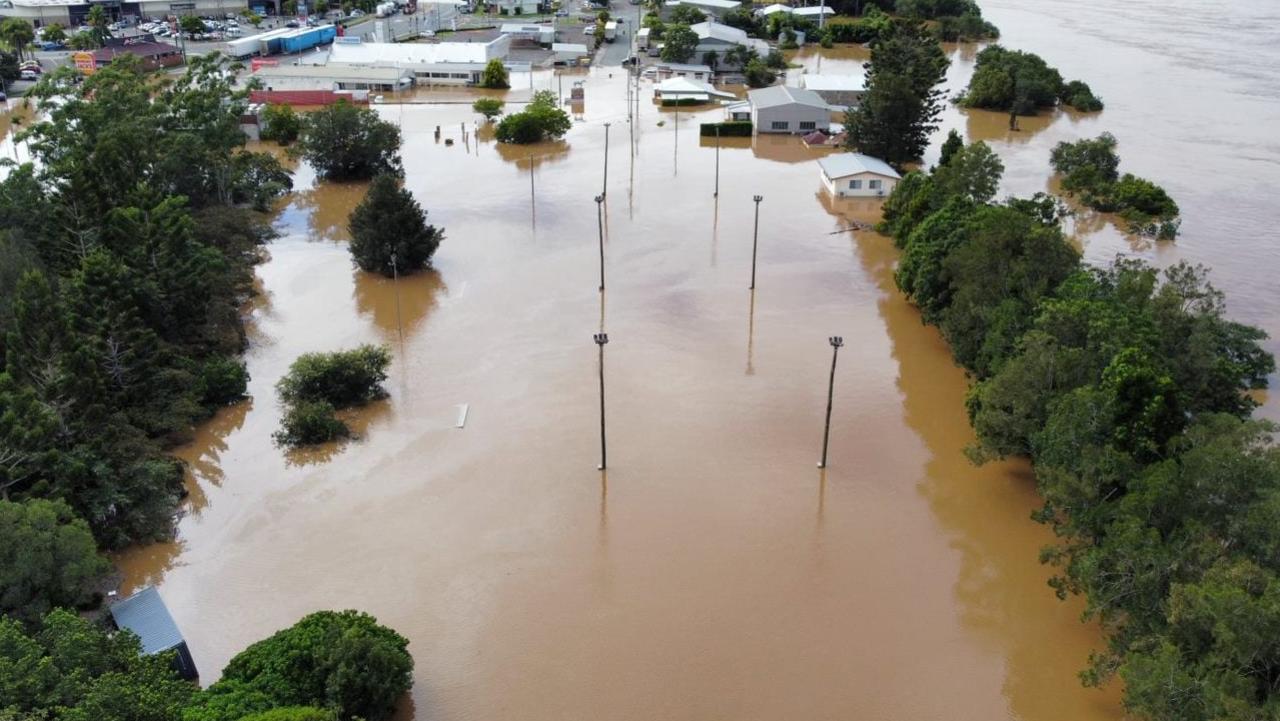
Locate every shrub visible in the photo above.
<box><xmin>273</xmin><ymin>401</ymin><xmax>349</xmax><ymax>447</ymax></box>
<box><xmin>198</xmin><ymin>356</ymin><xmax>250</xmax><ymax>406</ymax></box>
<box><xmin>494</xmin><ymin>90</ymin><xmax>571</xmax><ymax>144</ymax></box>
<box><xmin>347</xmin><ymin>175</ymin><xmax>443</xmax><ymax>277</ymax></box>
<box><xmin>472</xmin><ymin>96</ymin><xmax>505</xmax><ymax>121</ymax></box>
<box><xmin>478</xmin><ymin>58</ymin><xmax>509</xmax><ymax>89</ymax></box>
<box><xmin>276</xmin><ymin>345</ymin><xmax>391</xmax><ymax>408</ymax></box>
<box><xmin>260</xmin><ymin>103</ymin><xmax>302</xmax><ymax>145</ymax></box>
<box><xmin>743</xmin><ymin>58</ymin><xmax>776</xmax><ymax>87</ymax></box>
<box><xmin>1059</xmin><ymin>79</ymin><xmax>1104</xmax><ymax>112</ymax></box>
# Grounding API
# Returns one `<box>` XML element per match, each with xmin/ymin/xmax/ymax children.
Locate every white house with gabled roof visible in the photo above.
<box><xmin>818</xmin><ymin>153</ymin><xmax>901</xmax><ymax>198</ymax></box>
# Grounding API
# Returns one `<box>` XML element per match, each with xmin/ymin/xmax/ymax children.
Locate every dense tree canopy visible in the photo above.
<box><xmin>494</xmin><ymin>90</ymin><xmax>571</xmax><ymax>144</ymax></box>
<box><xmin>273</xmin><ymin>346</ymin><xmax>391</xmax><ymax>447</ymax></box>
<box><xmin>960</xmin><ymin>45</ymin><xmax>1103</xmax><ymax>114</ymax></box>
<box><xmin>348</xmin><ymin>175</ymin><xmax>444</xmax><ymax>277</ymax></box>
<box><xmin>1051</xmin><ymin>133</ymin><xmax>1180</xmax><ymax>237</ymax></box>
<box><xmin>0</xmin><ymin>499</ymin><xmax>109</xmax><ymax>623</ymax></box>
<box><xmin>879</xmin><ymin>139</ymin><xmax>1276</xmax><ymax>721</ymax></box>
<box><xmin>296</xmin><ymin>101</ymin><xmax>403</xmax><ymax>181</ymax></box>
<box><xmin>845</xmin><ymin>21</ymin><xmax>949</xmax><ymax>168</ymax></box>
<box><xmin>659</xmin><ymin>23</ymin><xmax>698</xmax><ymax>63</ymax></box>
<box><xmin>188</xmin><ymin>611</ymin><xmax>413</xmax><ymax>721</ymax></box>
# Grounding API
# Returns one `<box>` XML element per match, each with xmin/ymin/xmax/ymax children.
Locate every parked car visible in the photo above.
<box><xmin>38</xmin><ymin>40</ymin><xmax>66</xmax><ymax>50</ymax></box>
<box><xmin>285</xmin><ymin>19</ymin><xmax>300</xmax><ymax>27</ymax></box>
<box><xmin>583</xmin><ymin>24</ymin><xmax>594</xmax><ymax>33</ymax></box>
<box><xmin>555</xmin><ymin>8</ymin><xmax>569</xmax><ymax>15</ymax></box>
<box><xmin>20</xmin><ymin>69</ymin><xmax>39</xmax><ymax>81</ymax></box>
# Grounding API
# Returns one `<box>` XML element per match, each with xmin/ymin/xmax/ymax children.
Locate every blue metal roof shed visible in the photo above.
<box><xmin>110</xmin><ymin>586</ymin><xmax>199</xmax><ymax>680</ymax></box>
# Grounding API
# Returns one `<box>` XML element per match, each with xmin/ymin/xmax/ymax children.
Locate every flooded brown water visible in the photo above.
<box><xmin>105</xmin><ymin>0</ymin><xmax>1280</xmax><ymax>718</ymax></box>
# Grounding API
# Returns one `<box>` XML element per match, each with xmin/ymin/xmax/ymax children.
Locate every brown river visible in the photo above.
<box><xmin>76</xmin><ymin>0</ymin><xmax>1279</xmax><ymax>718</ymax></box>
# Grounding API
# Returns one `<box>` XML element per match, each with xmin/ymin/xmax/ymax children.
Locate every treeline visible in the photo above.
<box><xmin>1051</xmin><ymin>132</ymin><xmax>1180</xmax><ymax>238</ymax></box>
<box><xmin>0</xmin><ymin>608</ymin><xmax>413</xmax><ymax>721</ymax></box>
<box><xmin>881</xmin><ymin>142</ymin><xmax>1277</xmax><ymax>720</ymax></box>
<box><xmin>0</xmin><ymin>54</ymin><xmax>290</xmax><ymax>570</ymax></box>
<box><xmin>960</xmin><ymin>44</ymin><xmax>1104</xmax><ymax>114</ymax></box>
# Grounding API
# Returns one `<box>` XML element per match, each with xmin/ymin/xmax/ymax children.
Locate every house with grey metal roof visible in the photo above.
<box><xmin>689</xmin><ymin>21</ymin><xmax>770</xmax><ymax>66</ymax></box>
<box><xmin>817</xmin><ymin>152</ymin><xmax>901</xmax><ymax>198</ymax></box>
<box><xmin>746</xmin><ymin>85</ymin><xmax>834</xmax><ymax>134</ymax></box>
<box><xmin>109</xmin><ymin>586</ymin><xmax>198</xmax><ymax>680</ymax></box>
<box><xmin>801</xmin><ymin>73</ymin><xmax>867</xmax><ymax>110</ymax></box>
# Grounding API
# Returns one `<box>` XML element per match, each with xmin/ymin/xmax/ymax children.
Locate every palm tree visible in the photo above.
<box><xmin>86</xmin><ymin>5</ymin><xmax>110</xmax><ymax>46</ymax></box>
<box><xmin>0</xmin><ymin>18</ymin><xmax>34</xmax><ymax>61</ymax></box>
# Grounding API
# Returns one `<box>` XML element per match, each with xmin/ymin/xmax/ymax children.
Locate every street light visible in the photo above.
<box><xmin>714</xmin><ymin>124</ymin><xmax>721</xmax><ymax>197</ymax></box>
<box><xmin>602</xmin><ymin>121</ymin><xmax>611</xmax><ymax>198</ymax></box>
<box><xmin>593</xmin><ymin>332</ymin><xmax>609</xmax><ymax>470</ymax></box>
<box><xmin>595</xmin><ymin>194</ymin><xmax>605</xmax><ymax>292</ymax></box>
<box><xmin>818</xmin><ymin>336</ymin><xmax>844</xmax><ymax>469</ymax></box>
<box><xmin>749</xmin><ymin>194</ymin><xmax>763</xmax><ymax>289</ymax></box>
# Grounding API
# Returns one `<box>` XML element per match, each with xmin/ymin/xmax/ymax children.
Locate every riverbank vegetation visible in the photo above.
<box><xmin>274</xmin><ymin>345</ymin><xmax>392</xmax><ymax>447</ymax></box>
<box><xmin>0</xmin><ymin>608</ymin><xmax>412</xmax><ymax>721</ymax></box>
<box><xmin>348</xmin><ymin>175</ymin><xmax>444</xmax><ymax>277</ymax></box>
<box><xmin>959</xmin><ymin>45</ymin><xmax>1104</xmax><ymax>114</ymax></box>
<box><xmin>494</xmin><ymin>90</ymin><xmax>571</xmax><ymax>144</ymax></box>
<box><xmin>845</xmin><ymin>20</ymin><xmax>949</xmax><ymax>168</ymax></box>
<box><xmin>881</xmin><ymin>141</ymin><xmax>1276</xmax><ymax>721</ymax></box>
<box><xmin>296</xmin><ymin>100</ymin><xmax>402</xmax><ymax>181</ymax></box>
<box><xmin>1050</xmin><ymin>132</ymin><xmax>1180</xmax><ymax>238</ymax></box>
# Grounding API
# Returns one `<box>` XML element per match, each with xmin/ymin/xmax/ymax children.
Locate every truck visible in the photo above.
<box><xmin>278</xmin><ymin>24</ymin><xmax>337</xmax><ymax>53</ymax></box>
<box><xmin>636</xmin><ymin>26</ymin><xmax>649</xmax><ymax>50</ymax></box>
<box><xmin>376</xmin><ymin>2</ymin><xmax>397</xmax><ymax>17</ymax></box>
<box><xmin>226</xmin><ymin>35</ymin><xmax>262</xmax><ymax>58</ymax></box>
<box><xmin>604</xmin><ymin>20</ymin><xmax>617</xmax><ymax>42</ymax></box>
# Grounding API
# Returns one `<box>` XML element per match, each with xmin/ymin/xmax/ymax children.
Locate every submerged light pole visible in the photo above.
<box><xmin>594</xmin><ymin>332</ymin><xmax>609</xmax><ymax>470</ymax></box>
<box><xmin>595</xmin><ymin>194</ymin><xmax>606</xmax><ymax>291</ymax></box>
<box><xmin>602</xmin><ymin>122</ymin><xmax>611</xmax><ymax>199</ymax></box>
<box><xmin>714</xmin><ymin>125</ymin><xmax>721</xmax><ymax>197</ymax></box>
<box><xmin>749</xmin><ymin>194</ymin><xmax>763</xmax><ymax>289</ymax></box>
<box><xmin>818</xmin><ymin>335</ymin><xmax>844</xmax><ymax>469</ymax></box>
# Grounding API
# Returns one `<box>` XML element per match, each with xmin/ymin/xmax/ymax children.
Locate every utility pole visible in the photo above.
<box><xmin>594</xmin><ymin>332</ymin><xmax>609</xmax><ymax>470</ymax></box>
<box><xmin>714</xmin><ymin>125</ymin><xmax>720</xmax><ymax>197</ymax></box>
<box><xmin>602</xmin><ymin>121</ymin><xmax>611</xmax><ymax>198</ymax></box>
<box><xmin>749</xmin><ymin>194</ymin><xmax>762</xmax><ymax>289</ymax></box>
<box><xmin>390</xmin><ymin>251</ymin><xmax>404</xmax><ymax>343</ymax></box>
<box><xmin>595</xmin><ymin>194</ymin><xmax>605</xmax><ymax>291</ymax></box>
<box><xmin>818</xmin><ymin>336</ymin><xmax>843</xmax><ymax>469</ymax></box>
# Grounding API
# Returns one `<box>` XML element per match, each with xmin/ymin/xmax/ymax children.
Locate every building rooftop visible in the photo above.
<box><xmin>656</xmin><ymin>62</ymin><xmax>713</xmax><ymax>73</ymax></box>
<box><xmin>747</xmin><ymin>84</ymin><xmax>830</xmax><ymax>110</ymax></box>
<box><xmin>757</xmin><ymin>3</ymin><xmax>833</xmax><ymax>15</ymax></box>
<box><xmin>691</xmin><ymin>20</ymin><xmax>749</xmax><ymax>43</ymax></box>
<box><xmin>109</xmin><ymin>586</ymin><xmax>185</xmax><ymax>656</ymax></box>
<box><xmin>818</xmin><ymin>152</ymin><xmax>901</xmax><ymax>179</ymax></box>
<box><xmin>801</xmin><ymin>74</ymin><xmax>866</xmax><ymax>92</ymax></box>
<box><xmin>655</xmin><ymin>76</ymin><xmax>737</xmax><ymax>99</ymax></box>
<box><xmin>254</xmin><ymin>63</ymin><xmax>412</xmax><ymax>82</ymax></box>
<box><xmin>500</xmin><ymin>23</ymin><xmax>553</xmax><ymax>33</ymax></box>
<box><xmin>552</xmin><ymin>42</ymin><xmax>590</xmax><ymax>54</ymax></box>
<box><xmin>329</xmin><ymin>39</ymin><xmax>498</xmax><ymax>66</ymax></box>
<box><xmin>666</xmin><ymin>0</ymin><xmax>742</xmax><ymax>9</ymax></box>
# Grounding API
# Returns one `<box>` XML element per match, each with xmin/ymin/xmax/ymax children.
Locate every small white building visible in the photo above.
<box><xmin>818</xmin><ymin>153</ymin><xmax>901</xmax><ymax>198</ymax></box>
<box><xmin>488</xmin><ymin>0</ymin><xmax>541</xmax><ymax>15</ymax></box>
<box><xmin>747</xmin><ymin>84</ymin><xmax>833</xmax><ymax>134</ymax></box>
<box><xmin>552</xmin><ymin>42</ymin><xmax>590</xmax><ymax>64</ymax></box>
<box><xmin>756</xmin><ymin>3</ymin><xmax>833</xmax><ymax>17</ymax></box>
<box><xmin>500</xmin><ymin>22</ymin><xmax>555</xmax><ymax>44</ymax></box>
<box><xmin>655</xmin><ymin>62</ymin><xmax>714</xmax><ymax>81</ymax></box>
<box><xmin>654</xmin><ymin>76</ymin><xmax>736</xmax><ymax>103</ymax></box>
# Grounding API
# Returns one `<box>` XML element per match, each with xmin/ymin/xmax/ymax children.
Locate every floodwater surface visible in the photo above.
<box><xmin>108</xmin><ymin>0</ymin><xmax>1280</xmax><ymax>719</ymax></box>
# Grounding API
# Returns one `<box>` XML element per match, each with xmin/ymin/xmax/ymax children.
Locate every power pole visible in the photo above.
<box><xmin>749</xmin><ymin>194</ymin><xmax>762</xmax><ymax>289</ymax></box>
<box><xmin>595</xmin><ymin>194</ymin><xmax>605</xmax><ymax>291</ymax></box>
<box><xmin>818</xmin><ymin>336</ymin><xmax>843</xmax><ymax>468</ymax></box>
<box><xmin>602</xmin><ymin>121</ymin><xmax>611</xmax><ymax>198</ymax></box>
<box><xmin>594</xmin><ymin>332</ymin><xmax>609</xmax><ymax>470</ymax></box>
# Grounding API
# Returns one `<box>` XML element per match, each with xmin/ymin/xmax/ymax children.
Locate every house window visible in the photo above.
<box><xmin>869</xmin><ymin>179</ymin><xmax>882</xmax><ymax>190</ymax></box>
<box><xmin>799</xmin><ymin>121</ymin><xmax>816</xmax><ymax>131</ymax></box>
<box><xmin>770</xmin><ymin>121</ymin><xmax>788</xmax><ymax>130</ymax></box>
<box><xmin>849</xmin><ymin>179</ymin><xmax>862</xmax><ymax>189</ymax></box>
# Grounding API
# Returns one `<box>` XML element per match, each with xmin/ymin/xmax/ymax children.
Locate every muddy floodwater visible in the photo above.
<box><xmin>104</xmin><ymin>0</ymin><xmax>1280</xmax><ymax>719</ymax></box>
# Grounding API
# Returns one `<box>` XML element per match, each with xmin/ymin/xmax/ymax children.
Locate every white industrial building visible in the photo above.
<box><xmin>325</xmin><ymin>36</ymin><xmax>526</xmax><ymax>85</ymax></box>
<box><xmin>818</xmin><ymin>153</ymin><xmax>901</xmax><ymax>198</ymax></box>
<box><xmin>756</xmin><ymin>3</ymin><xmax>833</xmax><ymax>18</ymax></box>
<box><xmin>499</xmin><ymin>22</ymin><xmax>554</xmax><ymax>44</ymax></box>
<box><xmin>690</xmin><ymin>21</ymin><xmax>769</xmax><ymax>66</ymax></box>
<box><xmin>746</xmin><ymin>84</ymin><xmax>833</xmax><ymax>134</ymax></box>
<box><xmin>252</xmin><ymin>63</ymin><xmax>415</xmax><ymax>92</ymax></box>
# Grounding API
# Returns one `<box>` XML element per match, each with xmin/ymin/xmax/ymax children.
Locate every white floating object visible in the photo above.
<box><xmin>455</xmin><ymin>403</ymin><xmax>469</xmax><ymax>429</ymax></box>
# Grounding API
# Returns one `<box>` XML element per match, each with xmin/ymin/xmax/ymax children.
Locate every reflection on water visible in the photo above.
<box><xmin>98</xmin><ymin>1</ymin><xmax>1280</xmax><ymax>716</ymax></box>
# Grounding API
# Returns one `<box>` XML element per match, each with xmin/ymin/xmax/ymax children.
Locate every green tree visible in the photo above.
<box><xmin>86</xmin><ymin>5</ymin><xmax>110</xmax><ymax>46</ymax></box>
<box><xmin>0</xmin><ymin>18</ymin><xmax>34</xmax><ymax>60</ymax></box>
<box><xmin>472</xmin><ymin>96</ymin><xmax>505</xmax><ymax>121</ymax></box>
<box><xmin>41</xmin><ymin>23</ymin><xmax>67</xmax><ymax>45</ymax></box>
<box><xmin>668</xmin><ymin>4</ymin><xmax>705</xmax><ymax>24</ymax></box>
<box><xmin>659</xmin><ymin>23</ymin><xmax>697</xmax><ymax>63</ymax></box>
<box><xmin>347</xmin><ymin>175</ymin><xmax>443</xmax><ymax>277</ymax></box>
<box><xmin>179</xmin><ymin>15</ymin><xmax>206</xmax><ymax>35</ymax></box>
<box><xmin>937</xmin><ymin>128</ymin><xmax>963</xmax><ymax>167</ymax></box>
<box><xmin>273</xmin><ymin>401</ymin><xmax>349</xmax><ymax>447</ymax></box>
<box><xmin>0</xmin><ymin>498</ymin><xmax>109</xmax><ymax>622</ymax></box>
<box><xmin>493</xmin><ymin>90</ymin><xmax>571</xmax><ymax>144</ymax></box>
<box><xmin>276</xmin><ymin>345</ymin><xmax>391</xmax><ymax>408</ymax></box>
<box><xmin>196</xmin><ymin>610</ymin><xmax>413</xmax><ymax>721</ymax></box>
<box><xmin>845</xmin><ymin>21</ymin><xmax>948</xmax><ymax>167</ymax></box>
<box><xmin>931</xmin><ymin>140</ymin><xmax>1003</xmax><ymax>204</ymax></box>
<box><xmin>478</xmin><ymin>58</ymin><xmax>509</xmax><ymax>89</ymax></box>
<box><xmin>742</xmin><ymin>58</ymin><xmax>775</xmax><ymax>88</ymax></box>
<box><xmin>296</xmin><ymin>100</ymin><xmax>403</xmax><ymax>180</ymax></box>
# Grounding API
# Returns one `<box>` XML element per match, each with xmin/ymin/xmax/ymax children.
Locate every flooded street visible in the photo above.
<box><xmin>102</xmin><ymin>0</ymin><xmax>1280</xmax><ymax>719</ymax></box>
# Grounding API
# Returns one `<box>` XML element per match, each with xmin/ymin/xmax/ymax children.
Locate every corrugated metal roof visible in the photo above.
<box><xmin>747</xmin><ymin>84</ymin><xmax>830</xmax><ymax>110</ymax></box>
<box><xmin>667</xmin><ymin>0</ymin><xmax>741</xmax><ymax>9</ymax></box>
<box><xmin>817</xmin><ymin>152</ymin><xmax>901</xmax><ymax>180</ymax></box>
<box><xmin>801</xmin><ymin>74</ymin><xmax>866</xmax><ymax>92</ymax></box>
<box><xmin>691</xmin><ymin>21</ymin><xmax>749</xmax><ymax>44</ymax></box>
<box><xmin>109</xmin><ymin>586</ymin><xmax>185</xmax><ymax>655</ymax></box>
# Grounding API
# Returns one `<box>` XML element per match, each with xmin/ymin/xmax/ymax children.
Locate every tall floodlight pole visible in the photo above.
<box><xmin>602</xmin><ymin>122</ymin><xmax>611</xmax><ymax>198</ymax></box>
<box><xmin>818</xmin><ymin>336</ymin><xmax>844</xmax><ymax>469</ymax></box>
<box><xmin>594</xmin><ymin>332</ymin><xmax>609</xmax><ymax>470</ymax></box>
<box><xmin>749</xmin><ymin>194</ymin><xmax>763</xmax><ymax>289</ymax></box>
<box><xmin>595</xmin><ymin>194</ymin><xmax>606</xmax><ymax>291</ymax></box>
<box><xmin>390</xmin><ymin>250</ymin><xmax>403</xmax><ymax>343</ymax></box>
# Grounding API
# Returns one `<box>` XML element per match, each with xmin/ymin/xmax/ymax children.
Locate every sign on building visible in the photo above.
<box><xmin>72</xmin><ymin>51</ymin><xmax>96</xmax><ymax>75</ymax></box>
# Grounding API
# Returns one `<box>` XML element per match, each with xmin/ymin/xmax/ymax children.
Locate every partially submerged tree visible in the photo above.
<box><xmin>296</xmin><ymin>100</ymin><xmax>403</xmax><ymax>180</ymax></box>
<box><xmin>348</xmin><ymin>174</ymin><xmax>443</xmax><ymax>277</ymax></box>
<box><xmin>494</xmin><ymin>90</ymin><xmax>571</xmax><ymax>144</ymax></box>
<box><xmin>472</xmin><ymin>96</ymin><xmax>505</xmax><ymax>121</ymax></box>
